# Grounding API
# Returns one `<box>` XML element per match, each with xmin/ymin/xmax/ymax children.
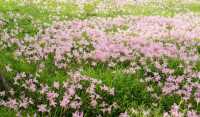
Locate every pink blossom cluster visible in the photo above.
<box><xmin>16</xmin><ymin>14</ymin><xmax>200</xmax><ymax>68</ymax></box>
<box><xmin>164</xmin><ymin>103</ymin><xmax>199</xmax><ymax>117</ymax></box>
<box><xmin>121</xmin><ymin>52</ymin><xmax>200</xmax><ymax>116</ymax></box>
<box><xmin>0</xmin><ymin>72</ymin><xmax>123</xmax><ymax>116</ymax></box>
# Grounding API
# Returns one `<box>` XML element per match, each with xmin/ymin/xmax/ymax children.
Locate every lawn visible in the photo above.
<box><xmin>0</xmin><ymin>0</ymin><xmax>200</xmax><ymax>117</ymax></box>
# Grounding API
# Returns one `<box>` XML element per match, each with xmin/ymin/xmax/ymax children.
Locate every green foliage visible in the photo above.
<box><xmin>38</xmin><ymin>55</ymin><xmax>68</xmax><ymax>84</ymax></box>
<box><xmin>194</xmin><ymin>61</ymin><xmax>200</xmax><ymax>71</ymax></box>
<box><xmin>160</xmin><ymin>95</ymin><xmax>181</xmax><ymax>112</ymax></box>
<box><xmin>0</xmin><ymin>108</ymin><xmax>16</xmax><ymax>117</ymax></box>
<box><xmin>185</xmin><ymin>3</ymin><xmax>200</xmax><ymax>12</ymax></box>
<box><xmin>167</xmin><ymin>58</ymin><xmax>184</xmax><ymax>75</ymax></box>
<box><xmin>82</xmin><ymin>65</ymin><xmax>154</xmax><ymax>111</ymax></box>
<box><xmin>197</xmin><ymin>46</ymin><xmax>200</xmax><ymax>54</ymax></box>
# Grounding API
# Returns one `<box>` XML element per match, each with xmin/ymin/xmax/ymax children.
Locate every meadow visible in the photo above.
<box><xmin>1</xmin><ymin>0</ymin><xmax>200</xmax><ymax>117</ymax></box>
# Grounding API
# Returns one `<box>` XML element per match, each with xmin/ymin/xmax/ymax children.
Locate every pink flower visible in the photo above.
<box><xmin>163</xmin><ymin>112</ymin><xmax>170</xmax><ymax>117</ymax></box>
<box><xmin>68</xmin><ymin>86</ymin><xmax>76</xmax><ymax>96</ymax></box>
<box><xmin>40</xmin><ymin>84</ymin><xmax>49</xmax><ymax>94</ymax></box>
<box><xmin>37</xmin><ymin>104</ymin><xmax>48</xmax><ymax>113</ymax></box>
<box><xmin>119</xmin><ymin>112</ymin><xmax>129</xmax><ymax>117</ymax></box>
<box><xmin>170</xmin><ymin>104</ymin><xmax>183</xmax><ymax>117</ymax></box>
<box><xmin>90</xmin><ymin>99</ymin><xmax>97</xmax><ymax>107</ymax></box>
<box><xmin>5</xmin><ymin>99</ymin><xmax>18</xmax><ymax>110</ymax></box>
<box><xmin>93</xmin><ymin>50</ymin><xmax>108</xmax><ymax>62</ymax></box>
<box><xmin>60</xmin><ymin>95</ymin><xmax>70</xmax><ymax>108</ymax></box>
<box><xmin>47</xmin><ymin>92</ymin><xmax>59</xmax><ymax>100</ymax></box>
<box><xmin>70</xmin><ymin>100</ymin><xmax>81</xmax><ymax>109</ymax></box>
<box><xmin>46</xmin><ymin>91</ymin><xmax>59</xmax><ymax>107</ymax></box>
<box><xmin>72</xmin><ymin>111</ymin><xmax>83</xmax><ymax>117</ymax></box>
<box><xmin>100</xmin><ymin>85</ymin><xmax>109</xmax><ymax>91</ymax></box>
<box><xmin>19</xmin><ymin>98</ymin><xmax>29</xmax><ymax>109</ymax></box>
<box><xmin>26</xmin><ymin>79</ymin><xmax>36</xmax><ymax>92</ymax></box>
<box><xmin>187</xmin><ymin>110</ymin><xmax>199</xmax><ymax>117</ymax></box>
<box><xmin>53</xmin><ymin>81</ymin><xmax>60</xmax><ymax>89</ymax></box>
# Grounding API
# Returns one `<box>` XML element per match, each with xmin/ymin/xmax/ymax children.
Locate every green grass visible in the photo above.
<box><xmin>0</xmin><ymin>108</ymin><xmax>16</xmax><ymax>117</ymax></box>
<box><xmin>167</xmin><ymin>58</ymin><xmax>184</xmax><ymax>76</ymax></box>
<box><xmin>82</xmin><ymin>64</ymin><xmax>153</xmax><ymax>106</ymax></box>
<box><xmin>185</xmin><ymin>3</ymin><xmax>200</xmax><ymax>13</ymax></box>
<box><xmin>38</xmin><ymin>55</ymin><xmax>69</xmax><ymax>84</ymax></box>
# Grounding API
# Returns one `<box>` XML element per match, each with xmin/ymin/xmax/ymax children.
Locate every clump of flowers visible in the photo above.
<box><xmin>0</xmin><ymin>71</ymin><xmax>124</xmax><ymax>116</ymax></box>
<box><xmin>16</xmin><ymin>14</ymin><xmax>200</xmax><ymax>69</ymax></box>
<box><xmin>164</xmin><ymin>103</ymin><xmax>199</xmax><ymax>117</ymax></box>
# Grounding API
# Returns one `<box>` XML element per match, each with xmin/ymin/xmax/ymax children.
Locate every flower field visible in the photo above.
<box><xmin>1</xmin><ymin>0</ymin><xmax>200</xmax><ymax>117</ymax></box>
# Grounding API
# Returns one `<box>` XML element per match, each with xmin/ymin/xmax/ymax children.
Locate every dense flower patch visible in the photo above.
<box><xmin>16</xmin><ymin>14</ymin><xmax>200</xmax><ymax>67</ymax></box>
<box><xmin>1</xmin><ymin>1</ymin><xmax>200</xmax><ymax>115</ymax></box>
<box><xmin>0</xmin><ymin>71</ymin><xmax>125</xmax><ymax>116</ymax></box>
